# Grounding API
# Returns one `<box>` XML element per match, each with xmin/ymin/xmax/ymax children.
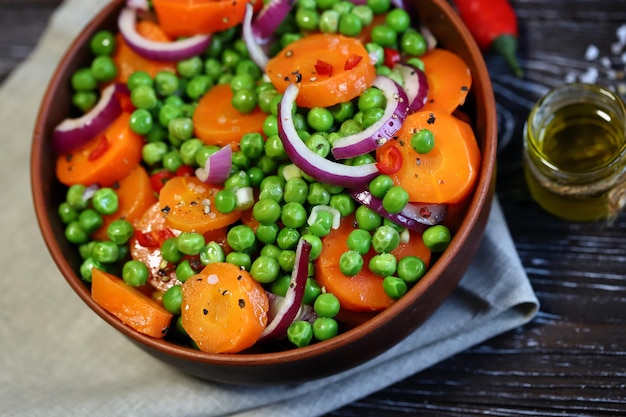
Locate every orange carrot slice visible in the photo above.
<box><xmin>158</xmin><ymin>175</ymin><xmax>242</xmax><ymax>233</ymax></box>
<box><xmin>192</xmin><ymin>83</ymin><xmax>267</xmax><ymax>149</ymax></box>
<box><xmin>151</xmin><ymin>0</ymin><xmax>250</xmax><ymax>38</ymax></box>
<box><xmin>91</xmin><ymin>268</ymin><xmax>173</xmax><ymax>338</ymax></box>
<box><xmin>181</xmin><ymin>262</ymin><xmax>269</xmax><ymax>353</ymax></box>
<box><xmin>420</xmin><ymin>48</ymin><xmax>472</xmax><ymax>113</ymax></box>
<box><xmin>377</xmin><ymin>109</ymin><xmax>481</xmax><ymax>204</ymax></box>
<box><xmin>265</xmin><ymin>33</ymin><xmax>376</xmax><ymax>108</ymax></box>
<box><xmin>315</xmin><ymin>215</ymin><xmax>431</xmax><ymax>312</ymax></box>
<box><xmin>56</xmin><ymin>112</ymin><xmax>144</xmax><ymax>187</ymax></box>
<box><xmin>92</xmin><ymin>165</ymin><xmax>158</xmax><ymax>241</ymax></box>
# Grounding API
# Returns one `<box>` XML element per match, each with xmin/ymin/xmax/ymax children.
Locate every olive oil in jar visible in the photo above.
<box><xmin>523</xmin><ymin>84</ymin><xmax>626</xmax><ymax>221</ymax></box>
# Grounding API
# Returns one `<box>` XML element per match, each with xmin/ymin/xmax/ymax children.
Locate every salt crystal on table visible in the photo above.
<box><xmin>585</xmin><ymin>44</ymin><xmax>600</xmax><ymax>60</ymax></box>
<box><xmin>579</xmin><ymin>66</ymin><xmax>599</xmax><ymax>83</ymax></box>
<box><xmin>622</xmin><ymin>51</ymin><xmax>626</xmax><ymax>64</ymax></box>
<box><xmin>600</xmin><ymin>56</ymin><xmax>612</xmax><ymax>68</ymax></box>
<box><xmin>564</xmin><ymin>71</ymin><xmax>578</xmax><ymax>83</ymax></box>
<box><xmin>617</xmin><ymin>24</ymin><xmax>626</xmax><ymax>45</ymax></box>
<box><xmin>611</xmin><ymin>41</ymin><xmax>623</xmax><ymax>55</ymax></box>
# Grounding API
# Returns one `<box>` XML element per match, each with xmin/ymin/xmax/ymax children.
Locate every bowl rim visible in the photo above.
<box><xmin>30</xmin><ymin>0</ymin><xmax>497</xmax><ymax>371</ymax></box>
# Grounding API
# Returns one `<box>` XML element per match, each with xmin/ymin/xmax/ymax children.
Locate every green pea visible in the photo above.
<box><xmin>131</xmin><ymin>84</ymin><xmax>158</xmax><ymax>110</ymax></box>
<box><xmin>250</xmin><ymin>255</ymin><xmax>281</xmax><ymax>283</ymax></box>
<box><xmin>369</xmin><ymin>174</ymin><xmax>394</xmax><ymax>198</ymax></box>
<box><xmin>287</xmin><ymin>320</ymin><xmax>313</xmax><ymax>348</ymax></box>
<box><xmin>411</xmin><ymin>128</ymin><xmax>435</xmax><ymax>154</ymax></box>
<box><xmin>79</xmin><ymin>258</ymin><xmax>102</xmax><ymax>282</ymax></box>
<box><xmin>78</xmin><ymin>208</ymin><xmax>103</xmax><ymax>234</ymax></box>
<box><xmin>260</xmin><ymin>244</ymin><xmax>282</xmax><ymax>260</ymax></box>
<box><xmin>296</xmin><ymin>7</ymin><xmax>320</xmax><ymax>31</ymax></box>
<box><xmin>281</xmin><ymin>202</ymin><xmax>308</xmax><ymax>229</ymax></box>
<box><xmin>231</xmin><ymin>88</ymin><xmax>257</xmax><ymax>114</ymax></box>
<box><xmin>383</xmin><ymin>276</ymin><xmax>407</xmax><ymax>299</ymax></box>
<box><xmin>369</xmin><ymin>252</ymin><xmax>397</xmax><ymax>277</ymax></box>
<box><xmin>204</xmin><ymin>58</ymin><xmax>222</xmax><ymax>79</ymax></box>
<box><xmin>371</xmin><ymin>225</ymin><xmax>400</xmax><ymax>253</ymax></box>
<box><xmin>127</xmin><ymin>70</ymin><xmax>153</xmax><ymax>90</ymax></box>
<box><xmin>122</xmin><ymin>260</ymin><xmax>149</xmax><ymax>286</ymax></box>
<box><xmin>58</xmin><ymin>202</ymin><xmax>78</xmax><ymax>224</ymax></box>
<box><xmin>162</xmin><ymin>285</ymin><xmax>183</xmax><ymax>314</ymax></box>
<box><xmin>329</xmin><ymin>101</ymin><xmax>355</xmax><ymax>123</ymax></box>
<box><xmin>90</xmin><ymin>30</ymin><xmax>116</xmax><ymax>56</ymax></box>
<box><xmin>72</xmin><ymin>91</ymin><xmax>98</xmax><ymax>112</ymax></box>
<box><xmin>79</xmin><ymin>241</ymin><xmax>96</xmax><ymax>260</ymax></box>
<box><xmin>283</xmin><ymin>178</ymin><xmax>309</xmax><ymax>204</ymax></box>
<box><xmin>305</xmin><ymin>133</ymin><xmax>331</xmax><ymax>158</ymax></box>
<box><xmin>338</xmin><ymin>12</ymin><xmax>363</xmax><ymax>36</ymax></box>
<box><xmin>303</xmin><ymin>277</ymin><xmax>322</xmax><ymax>305</ymax></box>
<box><xmin>154</xmin><ymin>70</ymin><xmax>179</xmax><ymax>96</ymax></box>
<box><xmin>352</xmin><ymin>5</ymin><xmax>373</xmax><ymax>26</ymax></box>
<box><xmin>277</xmin><ymin>249</ymin><xmax>296</xmax><ymax>272</ymax></box>
<box><xmin>317</xmin><ymin>0</ymin><xmax>338</xmax><ymax>9</ymax></box>
<box><xmin>319</xmin><ymin>9</ymin><xmax>340</xmax><ymax>33</ymax></box>
<box><xmin>66</xmin><ymin>184</ymin><xmax>87</xmax><ymax>210</ymax></box>
<box><xmin>406</xmin><ymin>57</ymin><xmax>425</xmax><ymax>71</ymax></box>
<box><xmin>313</xmin><ymin>317</ymin><xmax>338</xmax><ymax>341</ymax></box>
<box><xmin>309</xmin><ymin>210</ymin><xmax>333</xmax><ymax>237</ymax></box>
<box><xmin>366</xmin><ymin>42</ymin><xmax>384</xmax><ymax>66</ymax></box>
<box><xmin>179</xmin><ymin>138</ymin><xmax>203</xmax><ymax>166</ymax></box>
<box><xmin>397</xmin><ymin>255</ymin><xmax>427</xmax><ymax>284</ymax></box>
<box><xmin>401</xmin><ymin>30</ymin><xmax>427</xmax><ymax>56</ymax></box>
<box><xmin>142</xmin><ymin>141</ymin><xmax>168</xmax><ymax>166</ymax></box>
<box><xmin>65</xmin><ymin>221</ymin><xmax>89</xmax><ymax>245</ymax></box>
<box><xmin>301</xmin><ymin>233</ymin><xmax>323</xmax><ymax>260</ymax></box>
<box><xmin>240</xmin><ymin>132</ymin><xmax>265</xmax><ymax>159</ymax></box>
<box><xmin>276</xmin><ymin>227</ymin><xmax>300</xmax><ymax>250</ymax></box>
<box><xmin>236</xmin><ymin>59</ymin><xmax>262</xmax><ymax>80</ymax></box>
<box><xmin>177</xmin><ymin>232</ymin><xmax>205</xmax><ymax>255</ymax></box>
<box><xmin>186</xmin><ymin>74</ymin><xmax>213</xmax><ymax>100</ymax></box>
<box><xmin>91</xmin><ymin>55</ymin><xmax>117</xmax><ymax>82</ymax></box>
<box><xmin>339</xmin><ymin>250</ymin><xmax>363</xmax><ymax>276</ymax></box>
<box><xmin>177</xmin><ymin>56</ymin><xmax>203</xmax><ymax>78</ymax></box>
<box><xmin>158</xmin><ymin>103</ymin><xmax>182</xmax><ymax>127</ymax></box>
<box><xmin>263</xmin><ymin>114</ymin><xmax>279</xmax><ymax>136</ymax></box>
<box><xmin>347</xmin><ymin>228</ymin><xmax>371</xmax><ymax>255</ymax></box>
<box><xmin>382</xmin><ymin>185</ymin><xmax>409</xmax><ymax>214</ymax></box>
<box><xmin>107</xmin><ymin>219</ymin><xmax>134</xmax><ymax>245</ymax></box>
<box><xmin>376</xmin><ymin>64</ymin><xmax>392</xmax><ymax>76</ymax></box>
<box><xmin>199</xmin><ymin>241</ymin><xmax>225</xmax><ymax>265</ymax></box>
<box><xmin>226</xmin><ymin>251</ymin><xmax>252</xmax><ymax>270</ymax></box>
<box><xmin>307</xmin><ymin>107</ymin><xmax>334</xmax><ymax>132</ymax></box>
<box><xmin>168</xmin><ymin>117</ymin><xmax>194</xmax><ymax>142</ymax></box>
<box><xmin>162</xmin><ymin>150</ymin><xmax>183</xmax><ymax>173</ymax></box>
<box><xmin>227</xmin><ymin>224</ymin><xmax>257</xmax><ymax>252</ymax></box>
<box><xmin>270</xmin><ymin>274</ymin><xmax>290</xmax><ymax>296</ymax></box>
<box><xmin>259</xmin><ymin>175</ymin><xmax>284</xmax><ymax>202</ymax></box>
<box><xmin>314</xmin><ymin>293</ymin><xmax>340</xmax><ymax>318</ymax></box>
<box><xmin>145</xmin><ymin>123</ymin><xmax>168</xmax><ymax>143</ymax></box>
<box><xmin>355</xmin><ymin>205</ymin><xmax>381</xmax><ymax>231</ymax></box>
<box><xmin>221</xmin><ymin>48</ymin><xmax>241</xmax><ymax>69</ymax></box>
<box><xmin>330</xmin><ymin>193</ymin><xmax>356</xmax><ymax>217</ymax></box>
<box><xmin>129</xmin><ymin>108</ymin><xmax>153</xmax><ymax>135</ymax></box>
<box><xmin>367</xmin><ymin>0</ymin><xmax>391</xmax><ymax>14</ymax></box>
<box><xmin>176</xmin><ymin>259</ymin><xmax>197</xmax><ymax>282</ymax></box>
<box><xmin>307</xmin><ymin>182</ymin><xmax>331</xmax><ymax>206</ymax></box>
<box><xmin>256</xmin><ymin>223</ymin><xmax>279</xmax><ymax>245</ymax></box>
<box><xmin>264</xmin><ymin>134</ymin><xmax>287</xmax><ymax>160</ymax></box>
<box><xmin>385</xmin><ymin>8</ymin><xmax>411</xmax><ymax>33</ymax></box>
<box><xmin>71</xmin><ymin>68</ymin><xmax>97</xmax><ymax>91</ymax></box>
<box><xmin>91</xmin><ymin>241</ymin><xmax>119</xmax><ymax>264</ymax></box>
<box><xmin>161</xmin><ymin>237</ymin><xmax>184</xmax><ymax>263</ymax></box>
<box><xmin>247</xmin><ymin>166</ymin><xmax>265</xmax><ymax>188</ymax></box>
<box><xmin>370</xmin><ymin>24</ymin><xmax>397</xmax><ymax>48</ymax></box>
<box><xmin>332</xmin><ymin>1</ymin><xmax>353</xmax><ymax>14</ymax></box>
<box><xmin>422</xmin><ymin>225</ymin><xmax>451</xmax><ymax>252</ymax></box>
<box><xmin>362</xmin><ymin>107</ymin><xmax>385</xmax><ymax>128</ymax></box>
<box><xmin>339</xmin><ymin>119</ymin><xmax>362</xmax><ymax>136</ymax></box>
<box><xmin>224</xmin><ymin>170</ymin><xmax>251</xmax><ymax>192</ymax></box>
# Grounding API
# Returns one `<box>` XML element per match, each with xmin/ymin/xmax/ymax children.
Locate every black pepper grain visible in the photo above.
<box><xmin>238</xmin><ymin>299</ymin><xmax>245</xmax><ymax>308</ymax></box>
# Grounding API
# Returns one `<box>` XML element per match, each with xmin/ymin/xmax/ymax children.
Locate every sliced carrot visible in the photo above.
<box><xmin>420</xmin><ymin>48</ymin><xmax>472</xmax><ymax>114</ymax></box>
<box><xmin>56</xmin><ymin>112</ymin><xmax>144</xmax><ymax>187</ymax></box>
<box><xmin>265</xmin><ymin>33</ymin><xmax>376</xmax><ymax>108</ymax></box>
<box><xmin>377</xmin><ymin>109</ymin><xmax>481</xmax><ymax>204</ymax></box>
<box><xmin>315</xmin><ymin>216</ymin><xmax>431</xmax><ymax>312</ymax></box>
<box><xmin>130</xmin><ymin>202</ymin><xmax>180</xmax><ymax>292</ymax></box>
<box><xmin>91</xmin><ymin>268</ymin><xmax>173</xmax><ymax>338</ymax></box>
<box><xmin>158</xmin><ymin>175</ymin><xmax>242</xmax><ymax>233</ymax></box>
<box><xmin>181</xmin><ymin>262</ymin><xmax>269</xmax><ymax>353</ymax></box>
<box><xmin>152</xmin><ymin>0</ymin><xmax>249</xmax><ymax>38</ymax></box>
<box><xmin>192</xmin><ymin>84</ymin><xmax>267</xmax><ymax>149</ymax></box>
<box><xmin>92</xmin><ymin>165</ymin><xmax>158</xmax><ymax>241</ymax></box>
<box><xmin>112</xmin><ymin>21</ymin><xmax>177</xmax><ymax>83</ymax></box>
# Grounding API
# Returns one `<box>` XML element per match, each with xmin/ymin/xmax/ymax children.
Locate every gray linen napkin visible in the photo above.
<box><xmin>0</xmin><ymin>1</ymin><xmax>539</xmax><ymax>415</ymax></box>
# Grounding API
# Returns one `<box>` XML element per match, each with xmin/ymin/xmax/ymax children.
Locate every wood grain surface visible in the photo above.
<box><xmin>2</xmin><ymin>0</ymin><xmax>626</xmax><ymax>415</ymax></box>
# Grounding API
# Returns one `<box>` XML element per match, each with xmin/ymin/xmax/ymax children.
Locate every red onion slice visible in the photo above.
<box><xmin>277</xmin><ymin>84</ymin><xmax>380</xmax><ymax>188</ymax></box>
<box><xmin>259</xmin><ymin>239</ymin><xmax>312</xmax><ymax>341</ymax></box>
<box><xmin>52</xmin><ymin>83</ymin><xmax>123</xmax><ymax>154</ymax></box>
<box><xmin>242</xmin><ymin>3</ymin><xmax>269</xmax><ymax>69</ymax></box>
<box><xmin>349</xmin><ymin>188</ymin><xmax>447</xmax><ymax>231</ymax></box>
<box><xmin>118</xmin><ymin>7</ymin><xmax>211</xmax><ymax>62</ymax></box>
<box><xmin>394</xmin><ymin>63</ymin><xmax>429</xmax><ymax>113</ymax></box>
<box><xmin>331</xmin><ymin>76</ymin><xmax>409</xmax><ymax>160</ymax></box>
<box><xmin>195</xmin><ymin>145</ymin><xmax>232</xmax><ymax>184</ymax></box>
<box><xmin>251</xmin><ymin>0</ymin><xmax>294</xmax><ymax>42</ymax></box>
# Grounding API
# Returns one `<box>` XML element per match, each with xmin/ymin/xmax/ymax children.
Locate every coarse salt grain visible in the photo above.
<box><xmin>585</xmin><ymin>44</ymin><xmax>600</xmax><ymax>60</ymax></box>
<box><xmin>617</xmin><ymin>24</ymin><xmax>626</xmax><ymax>45</ymax></box>
<box><xmin>579</xmin><ymin>66</ymin><xmax>599</xmax><ymax>84</ymax></box>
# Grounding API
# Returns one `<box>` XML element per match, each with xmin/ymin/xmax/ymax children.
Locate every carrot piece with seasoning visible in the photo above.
<box><xmin>91</xmin><ymin>268</ymin><xmax>173</xmax><ymax>338</ymax></box>
<box><xmin>377</xmin><ymin>109</ymin><xmax>481</xmax><ymax>205</ymax></box>
<box><xmin>265</xmin><ymin>33</ymin><xmax>376</xmax><ymax>108</ymax></box>
<box><xmin>420</xmin><ymin>48</ymin><xmax>472</xmax><ymax>114</ymax></box>
<box><xmin>158</xmin><ymin>175</ymin><xmax>242</xmax><ymax>234</ymax></box>
<box><xmin>181</xmin><ymin>262</ymin><xmax>269</xmax><ymax>353</ymax></box>
<box><xmin>55</xmin><ymin>112</ymin><xmax>144</xmax><ymax>187</ymax></box>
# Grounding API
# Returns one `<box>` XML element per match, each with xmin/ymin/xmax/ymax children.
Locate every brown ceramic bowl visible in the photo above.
<box><xmin>31</xmin><ymin>0</ymin><xmax>497</xmax><ymax>385</ymax></box>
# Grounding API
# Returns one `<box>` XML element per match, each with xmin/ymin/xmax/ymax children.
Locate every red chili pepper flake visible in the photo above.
<box><xmin>314</xmin><ymin>59</ymin><xmax>333</xmax><ymax>76</ymax></box>
<box><xmin>420</xmin><ymin>207</ymin><xmax>432</xmax><ymax>218</ymax></box>
<box><xmin>135</xmin><ymin>230</ymin><xmax>159</xmax><ymax>248</ymax></box>
<box><xmin>344</xmin><ymin>53</ymin><xmax>363</xmax><ymax>70</ymax></box>
<box><xmin>383</xmin><ymin>48</ymin><xmax>400</xmax><ymax>68</ymax></box>
<box><xmin>176</xmin><ymin>165</ymin><xmax>195</xmax><ymax>177</ymax></box>
<box><xmin>88</xmin><ymin>135</ymin><xmax>109</xmax><ymax>161</ymax></box>
<box><xmin>151</xmin><ymin>170</ymin><xmax>175</xmax><ymax>193</ymax></box>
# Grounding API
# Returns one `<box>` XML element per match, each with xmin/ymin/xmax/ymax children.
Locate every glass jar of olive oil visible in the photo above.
<box><xmin>523</xmin><ymin>83</ymin><xmax>626</xmax><ymax>221</ymax></box>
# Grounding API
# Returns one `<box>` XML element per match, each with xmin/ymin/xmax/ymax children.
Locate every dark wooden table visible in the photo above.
<box><xmin>4</xmin><ymin>0</ymin><xmax>626</xmax><ymax>415</ymax></box>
